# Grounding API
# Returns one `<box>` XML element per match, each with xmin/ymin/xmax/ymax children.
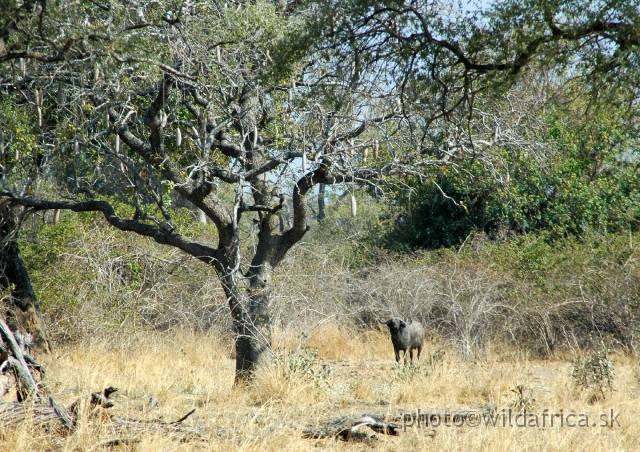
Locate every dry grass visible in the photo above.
<box><xmin>3</xmin><ymin>325</ymin><xmax>639</xmax><ymax>451</ymax></box>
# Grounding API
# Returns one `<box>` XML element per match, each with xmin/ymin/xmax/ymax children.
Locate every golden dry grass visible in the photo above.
<box><xmin>2</xmin><ymin>325</ymin><xmax>639</xmax><ymax>451</ymax></box>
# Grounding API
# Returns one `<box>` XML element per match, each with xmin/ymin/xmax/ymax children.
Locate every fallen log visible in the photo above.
<box><xmin>0</xmin><ymin>401</ymin><xmax>72</xmax><ymax>428</ymax></box>
<box><xmin>389</xmin><ymin>407</ymin><xmax>492</xmax><ymax>426</ymax></box>
<box><xmin>0</xmin><ymin>315</ymin><xmax>38</xmax><ymax>399</ymax></box>
<box><xmin>0</xmin><ymin>315</ymin><xmax>205</xmax><ymax>442</ymax></box>
<box><xmin>298</xmin><ymin>407</ymin><xmax>491</xmax><ymax>441</ymax></box>
<box><xmin>301</xmin><ymin>413</ymin><xmax>400</xmax><ymax>440</ymax></box>
<box><xmin>0</xmin><ymin>385</ymin><xmax>206</xmax><ymax>443</ymax></box>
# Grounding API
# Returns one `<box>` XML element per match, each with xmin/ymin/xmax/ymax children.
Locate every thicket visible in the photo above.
<box><xmin>377</xmin><ymin>88</ymin><xmax>640</xmax><ymax>251</ymax></box>
<box><xmin>21</xmin><ymin>196</ymin><xmax>640</xmax><ymax>359</ymax></box>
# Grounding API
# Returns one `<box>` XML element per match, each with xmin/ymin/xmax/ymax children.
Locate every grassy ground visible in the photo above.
<box><xmin>1</xmin><ymin>325</ymin><xmax>638</xmax><ymax>451</ymax></box>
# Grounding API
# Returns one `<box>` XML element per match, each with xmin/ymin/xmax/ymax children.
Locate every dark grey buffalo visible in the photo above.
<box><xmin>379</xmin><ymin>318</ymin><xmax>425</xmax><ymax>363</ymax></box>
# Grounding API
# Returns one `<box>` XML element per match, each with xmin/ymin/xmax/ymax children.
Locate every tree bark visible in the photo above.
<box><xmin>222</xmin><ymin>271</ymin><xmax>273</xmax><ymax>384</ymax></box>
<box><xmin>0</xmin><ymin>206</ymin><xmax>52</xmax><ymax>354</ymax></box>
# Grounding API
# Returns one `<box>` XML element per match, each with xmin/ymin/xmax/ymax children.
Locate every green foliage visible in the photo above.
<box><xmin>274</xmin><ymin>342</ymin><xmax>332</xmax><ymax>388</ymax></box>
<box><xmin>375</xmin><ymin>89</ymin><xmax>640</xmax><ymax>251</ymax></box>
<box><xmin>373</xmin><ymin>170</ymin><xmax>493</xmax><ymax>252</ymax></box>
<box><xmin>394</xmin><ymin>362</ymin><xmax>421</xmax><ymax>382</ymax></box>
<box><xmin>572</xmin><ymin>338</ymin><xmax>615</xmax><ymax>403</ymax></box>
<box><xmin>19</xmin><ymin>212</ymin><xmax>101</xmax><ymax>311</ymax></box>
<box><xmin>18</xmin><ymin>208</ymin><xmax>228</xmax><ymax>343</ymax></box>
<box><xmin>0</xmin><ymin>98</ymin><xmax>40</xmax><ymax>183</ymax></box>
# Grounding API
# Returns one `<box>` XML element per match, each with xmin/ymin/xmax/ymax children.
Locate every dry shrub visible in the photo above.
<box><xmin>35</xmin><ymin>220</ymin><xmax>232</xmax><ymax>344</ymax></box>
<box><xmin>306</xmin><ymin>324</ymin><xmax>352</xmax><ymax>360</ymax></box>
<box><xmin>250</xmin><ymin>346</ymin><xmax>328</xmax><ymax>405</ymax></box>
<box><xmin>571</xmin><ymin>338</ymin><xmax>615</xmax><ymax>404</ymax></box>
<box><xmin>331</xmin><ymin>255</ymin><xmax>511</xmax><ymax>361</ymax></box>
<box><xmin>275</xmin><ymin>237</ymin><xmax>640</xmax><ymax>365</ymax></box>
<box><xmin>26</xmin><ymin>211</ymin><xmax>640</xmax><ymax>363</ymax></box>
<box><xmin>428</xmin><ymin>261</ymin><xmax>511</xmax><ymax>360</ymax></box>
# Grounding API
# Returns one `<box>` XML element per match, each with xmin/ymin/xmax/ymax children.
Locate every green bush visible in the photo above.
<box><xmin>373</xmin><ymin>94</ymin><xmax>640</xmax><ymax>251</ymax></box>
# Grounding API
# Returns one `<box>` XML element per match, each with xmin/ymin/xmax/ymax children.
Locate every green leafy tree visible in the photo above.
<box><xmin>378</xmin><ymin>79</ymin><xmax>640</xmax><ymax>250</ymax></box>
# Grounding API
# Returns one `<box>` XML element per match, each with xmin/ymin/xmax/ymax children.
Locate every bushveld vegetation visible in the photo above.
<box><xmin>1</xmin><ymin>0</ymin><xmax>640</xmax><ymax>449</ymax></box>
<box><xmin>20</xmin><ymin>204</ymin><xmax>640</xmax><ymax>360</ymax></box>
<box><xmin>3</xmin><ymin>201</ymin><xmax>638</xmax><ymax>449</ymax></box>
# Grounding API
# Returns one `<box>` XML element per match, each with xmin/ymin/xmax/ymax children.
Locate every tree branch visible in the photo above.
<box><xmin>0</xmin><ymin>192</ymin><xmax>224</xmax><ymax>269</ymax></box>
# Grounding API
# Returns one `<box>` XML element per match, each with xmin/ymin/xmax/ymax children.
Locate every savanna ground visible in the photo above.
<box><xmin>2</xmin><ymin>325</ymin><xmax>638</xmax><ymax>451</ymax></box>
<box><xmin>8</xmin><ymin>211</ymin><xmax>640</xmax><ymax>451</ymax></box>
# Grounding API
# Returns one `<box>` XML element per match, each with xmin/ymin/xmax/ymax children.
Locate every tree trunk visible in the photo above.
<box><xmin>318</xmin><ymin>183</ymin><xmax>326</xmax><ymax>222</ymax></box>
<box><xmin>223</xmin><ymin>272</ymin><xmax>273</xmax><ymax>384</ymax></box>
<box><xmin>234</xmin><ymin>288</ymin><xmax>272</xmax><ymax>382</ymax></box>
<box><xmin>0</xmin><ymin>206</ymin><xmax>52</xmax><ymax>354</ymax></box>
